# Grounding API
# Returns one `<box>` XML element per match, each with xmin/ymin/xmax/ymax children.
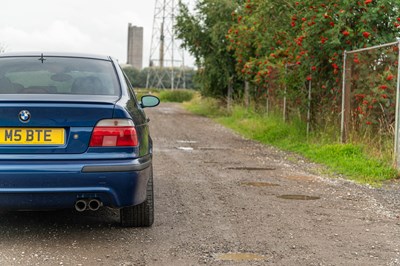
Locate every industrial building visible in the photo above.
<box><xmin>127</xmin><ymin>24</ymin><xmax>143</xmax><ymax>69</ymax></box>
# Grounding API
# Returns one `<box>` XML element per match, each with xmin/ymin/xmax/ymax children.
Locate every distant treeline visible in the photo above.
<box><xmin>122</xmin><ymin>66</ymin><xmax>199</xmax><ymax>90</ymax></box>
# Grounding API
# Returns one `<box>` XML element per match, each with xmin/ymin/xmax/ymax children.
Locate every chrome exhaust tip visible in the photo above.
<box><xmin>75</xmin><ymin>199</ymin><xmax>87</xmax><ymax>212</ymax></box>
<box><xmin>88</xmin><ymin>199</ymin><xmax>102</xmax><ymax>211</ymax></box>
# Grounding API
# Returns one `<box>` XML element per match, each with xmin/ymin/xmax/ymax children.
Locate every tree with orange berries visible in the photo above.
<box><xmin>226</xmin><ymin>0</ymin><xmax>400</xmax><ymax>122</ymax></box>
<box><xmin>177</xmin><ymin>0</ymin><xmax>400</xmax><ymax>113</ymax></box>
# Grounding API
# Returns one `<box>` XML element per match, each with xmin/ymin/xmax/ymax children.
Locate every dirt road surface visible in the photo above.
<box><xmin>0</xmin><ymin>102</ymin><xmax>399</xmax><ymax>265</ymax></box>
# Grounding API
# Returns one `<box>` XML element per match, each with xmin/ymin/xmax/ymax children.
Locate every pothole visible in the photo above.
<box><xmin>241</xmin><ymin>182</ymin><xmax>280</xmax><ymax>187</ymax></box>
<box><xmin>198</xmin><ymin>147</ymin><xmax>231</xmax><ymax>151</ymax></box>
<box><xmin>226</xmin><ymin>167</ymin><xmax>276</xmax><ymax>171</ymax></box>
<box><xmin>176</xmin><ymin>147</ymin><xmax>194</xmax><ymax>151</ymax></box>
<box><xmin>286</xmin><ymin>175</ymin><xmax>316</xmax><ymax>182</ymax></box>
<box><xmin>203</xmin><ymin>161</ymin><xmax>241</xmax><ymax>165</ymax></box>
<box><xmin>176</xmin><ymin>140</ymin><xmax>197</xmax><ymax>144</ymax></box>
<box><xmin>215</xmin><ymin>252</ymin><xmax>266</xmax><ymax>261</ymax></box>
<box><xmin>277</xmin><ymin>195</ymin><xmax>320</xmax><ymax>200</ymax></box>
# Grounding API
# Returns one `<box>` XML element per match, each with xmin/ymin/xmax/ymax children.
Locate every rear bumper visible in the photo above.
<box><xmin>0</xmin><ymin>155</ymin><xmax>152</xmax><ymax>210</ymax></box>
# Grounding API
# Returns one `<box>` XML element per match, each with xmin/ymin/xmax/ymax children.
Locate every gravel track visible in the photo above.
<box><xmin>0</xmin><ymin>102</ymin><xmax>399</xmax><ymax>265</ymax></box>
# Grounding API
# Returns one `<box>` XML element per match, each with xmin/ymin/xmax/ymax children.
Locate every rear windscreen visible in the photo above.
<box><xmin>0</xmin><ymin>56</ymin><xmax>120</xmax><ymax>95</ymax></box>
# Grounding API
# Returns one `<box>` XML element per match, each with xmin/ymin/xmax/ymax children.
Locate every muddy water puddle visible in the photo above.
<box><xmin>176</xmin><ymin>146</ymin><xmax>230</xmax><ymax>151</ymax></box>
<box><xmin>198</xmin><ymin>147</ymin><xmax>231</xmax><ymax>151</ymax></box>
<box><xmin>286</xmin><ymin>175</ymin><xmax>316</xmax><ymax>182</ymax></box>
<box><xmin>176</xmin><ymin>147</ymin><xmax>194</xmax><ymax>151</ymax></box>
<box><xmin>277</xmin><ymin>195</ymin><xmax>320</xmax><ymax>200</ymax></box>
<box><xmin>227</xmin><ymin>166</ymin><xmax>276</xmax><ymax>171</ymax></box>
<box><xmin>215</xmin><ymin>252</ymin><xmax>266</xmax><ymax>261</ymax></box>
<box><xmin>176</xmin><ymin>140</ymin><xmax>198</xmax><ymax>144</ymax></box>
<box><xmin>241</xmin><ymin>182</ymin><xmax>280</xmax><ymax>187</ymax></box>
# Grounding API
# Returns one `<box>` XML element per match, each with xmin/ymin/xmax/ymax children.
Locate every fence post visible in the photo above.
<box><xmin>394</xmin><ymin>41</ymin><xmax>400</xmax><ymax>168</ymax></box>
<box><xmin>266</xmin><ymin>87</ymin><xmax>269</xmax><ymax>115</ymax></box>
<box><xmin>283</xmin><ymin>64</ymin><xmax>287</xmax><ymax>122</ymax></box>
<box><xmin>227</xmin><ymin>76</ymin><xmax>233</xmax><ymax>111</ymax></box>
<box><xmin>244</xmin><ymin>81</ymin><xmax>250</xmax><ymax>108</ymax></box>
<box><xmin>341</xmin><ymin>51</ymin><xmax>351</xmax><ymax>143</ymax></box>
<box><xmin>307</xmin><ymin>73</ymin><xmax>312</xmax><ymax>137</ymax></box>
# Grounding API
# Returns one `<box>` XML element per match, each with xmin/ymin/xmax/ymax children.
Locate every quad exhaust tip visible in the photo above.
<box><xmin>75</xmin><ymin>199</ymin><xmax>87</xmax><ymax>212</ymax></box>
<box><xmin>88</xmin><ymin>199</ymin><xmax>102</xmax><ymax>211</ymax></box>
<box><xmin>75</xmin><ymin>199</ymin><xmax>103</xmax><ymax>212</ymax></box>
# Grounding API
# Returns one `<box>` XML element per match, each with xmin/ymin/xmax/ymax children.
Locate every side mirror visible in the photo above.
<box><xmin>140</xmin><ymin>95</ymin><xmax>160</xmax><ymax>108</ymax></box>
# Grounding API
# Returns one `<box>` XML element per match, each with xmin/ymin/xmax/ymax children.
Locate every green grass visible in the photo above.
<box><xmin>183</xmin><ymin>94</ymin><xmax>225</xmax><ymax>117</ymax></box>
<box><xmin>158</xmin><ymin>89</ymin><xmax>195</xmax><ymax>103</ymax></box>
<box><xmin>184</xmin><ymin>97</ymin><xmax>398</xmax><ymax>185</ymax></box>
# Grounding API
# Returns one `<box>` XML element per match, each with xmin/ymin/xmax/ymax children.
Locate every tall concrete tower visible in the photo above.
<box><xmin>146</xmin><ymin>0</ymin><xmax>185</xmax><ymax>89</ymax></box>
<box><xmin>127</xmin><ymin>24</ymin><xmax>143</xmax><ymax>69</ymax></box>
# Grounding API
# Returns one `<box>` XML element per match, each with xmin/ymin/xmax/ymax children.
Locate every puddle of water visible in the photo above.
<box><xmin>241</xmin><ymin>182</ymin><xmax>280</xmax><ymax>187</ymax></box>
<box><xmin>227</xmin><ymin>167</ymin><xmax>276</xmax><ymax>171</ymax></box>
<box><xmin>216</xmin><ymin>252</ymin><xmax>265</xmax><ymax>261</ymax></box>
<box><xmin>277</xmin><ymin>195</ymin><xmax>320</xmax><ymax>200</ymax></box>
<box><xmin>198</xmin><ymin>147</ymin><xmax>230</xmax><ymax>151</ymax></box>
<box><xmin>203</xmin><ymin>161</ymin><xmax>241</xmax><ymax>164</ymax></box>
<box><xmin>176</xmin><ymin>140</ymin><xmax>197</xmax><ymax>144</ymax></box>
<box><xmin>286</xmin><ymin>175</ymin><xmax>315</xmax><ymax>182</ymax></box>
<box><xmin>176</xmin><ymin>147</ymin><xmax>194</xmax><ymax>151</ymax></box>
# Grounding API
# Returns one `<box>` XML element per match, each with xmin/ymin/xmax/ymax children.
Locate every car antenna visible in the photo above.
<box><xmin>38</xmin><ymin>53</ymin><xmax>46</xmax><ymax>63</ymax></box>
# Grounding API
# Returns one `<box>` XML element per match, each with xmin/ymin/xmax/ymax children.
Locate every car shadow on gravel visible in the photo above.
<box><xmin>0</xmin><ymin>208</ymin><xmax>122</xmax><ymax>232</ymax></box>
<box><xmin>0</xmin><ymin>208</ymin><xmax>157</xmax><ymax>251</ymax></box>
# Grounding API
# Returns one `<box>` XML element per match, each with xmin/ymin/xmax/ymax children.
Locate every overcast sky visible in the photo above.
<box><xmin>0</xmin><ymin>0</ymin><xmax>193</xmax><ymax>67</ymax></box>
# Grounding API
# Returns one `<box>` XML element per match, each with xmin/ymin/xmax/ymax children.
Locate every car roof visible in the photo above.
<box><xmin>0</xmin><ymin>52</ymin><xmax>112</xmax><ymax>61</ymax></box>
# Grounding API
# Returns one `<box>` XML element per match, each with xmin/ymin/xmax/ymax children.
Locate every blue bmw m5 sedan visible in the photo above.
<box><xmin>0</xmin><ymin>52</ymin><xmax>159</xmax><ymax>227</ymax></box>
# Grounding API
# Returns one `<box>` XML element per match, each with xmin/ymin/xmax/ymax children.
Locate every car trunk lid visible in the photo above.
<box><xmin>0</xmin><ymin>95</ymin><xmax>118</xmax><ymax>154</ymax></box>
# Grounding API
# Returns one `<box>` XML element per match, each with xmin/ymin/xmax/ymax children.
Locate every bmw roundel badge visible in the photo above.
<box><xmin>19</xmin><ymin>110</ymin><xmax>31</xmax><ymax>123</ymax></box>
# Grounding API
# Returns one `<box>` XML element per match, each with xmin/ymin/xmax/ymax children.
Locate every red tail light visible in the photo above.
<box><xmin>89</xmin><ymin>119</ymin><xmax>138</xmax><ymax>147</ymax></box>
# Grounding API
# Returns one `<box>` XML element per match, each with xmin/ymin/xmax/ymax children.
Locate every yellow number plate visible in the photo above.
<box><xmin>0</xmin><ymin>128</ymin><xmax>65</xmax><ymax>145</ymax></box>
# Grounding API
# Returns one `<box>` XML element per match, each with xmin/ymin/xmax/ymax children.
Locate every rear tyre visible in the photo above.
<box><xmin>120</xmin><ymin>167</ymin><xmax>154</xmax><ymax>227</ymax></box>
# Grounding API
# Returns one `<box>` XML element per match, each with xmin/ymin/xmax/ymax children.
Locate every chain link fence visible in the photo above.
<box><xmin>341</xmin><ymin>41</ymin><xmax>400</xmax><ymax>166</ymax></box>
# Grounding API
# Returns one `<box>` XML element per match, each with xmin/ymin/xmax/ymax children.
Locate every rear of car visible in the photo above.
<box><xmin>0</xmin><ymin>52</ymin><xmax>158</xmax><ymax>227</ymax></box>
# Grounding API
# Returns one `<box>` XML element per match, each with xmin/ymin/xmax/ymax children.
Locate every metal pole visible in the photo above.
<box><xmin>266</xmin><ymin>87</ymin><xmax>269</xmax><ymax>115</ymax></box>
<box><xmin>394</xmin><ymin>41</ymin><xmax>400</xmax><ymax>168</ymax></box>
<box><xmin>341</xmin><ymin>51</ymin><xmax>347</xmax><ymax>143</ymax></box>
<box><xmin>171</xmin><ymin>0</ymin><xmax>175</xmax><ymax>90</ymax></box>
<box><xmin>244</xmin><ymin>81</ymin><xmax>250</xmax><ymax>108</ymax></box>
<box><xmin>346</xmin><ymin>41</ymin><xmax>399</xmax><ymax>55</ymax></box>
<box><xmin>146</xmin><ymin>0</ymin><xmax>161</xmax><ymax>89</ymax></box>
<box><xmin>227</xmin><ymin>77</ymin><xmax>232</xmax><ymax>111</ymax></box>
<box><xmin>283</xmin><ymin>64</ymin><xmax>287</xmax><ymax>122</ymax></box>
<box><xmin>182</xmin><ymin>55</ymin><xmax>186</xmax><ymax>89</ymax></box>
<box><xmin>307</xmin><ymin>71</ymin><xmax>312</xmax><ymax>137</ymax></box>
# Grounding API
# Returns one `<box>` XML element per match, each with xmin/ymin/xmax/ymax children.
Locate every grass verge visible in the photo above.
<box><xmin>135</xmin><ymin>88</ymin><xmax>195</xmax><ymax>103</ymax></box>
<box><xmin>184</xmin><ymin>97</ymin><xmax>398</xmax><ymax>185</ymax></box>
